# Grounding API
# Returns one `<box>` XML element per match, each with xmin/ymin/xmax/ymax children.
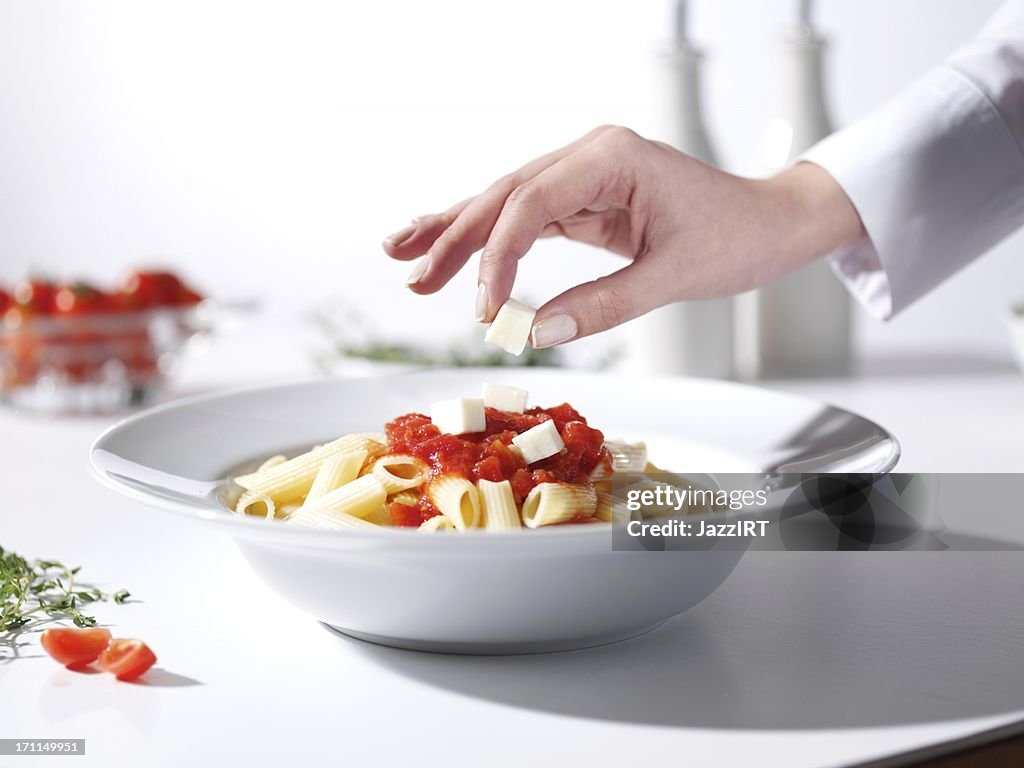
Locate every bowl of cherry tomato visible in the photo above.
<box><xmin>0</xmin><ymin>270</ymin><xmax>210</xmax><ymax>414</ymax></box>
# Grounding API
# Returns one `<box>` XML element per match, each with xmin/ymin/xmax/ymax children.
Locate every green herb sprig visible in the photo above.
<box><xmin>1</xmin><ymin>545</ymin><xmax>131</xmax><ymax>634</ymax></box>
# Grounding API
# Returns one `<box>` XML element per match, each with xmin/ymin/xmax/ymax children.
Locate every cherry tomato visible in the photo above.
<box><xmin>54</xmin><ymin>282</ymin><xmax>108</xmax><ymax>315</ymax></box>
<box><xmin>97</xmin><ymin>638</ymin><xmax>157</xmax><ymax>681</ymax></box>
<box><xmin>176</xmin><ymin>287</ymin><xmax>204</xmax><ymax>306</ymax></box>
<box><xmin>0</xmin><ymin>288</ymin><xmax>10</xmax><ymax>314</ymax></box>
<box><xmin>119</xmin><ymin>271</ymin><xmax>163</xmax><ymax>308</ymax></box>
<box><xmin>40</xmin><ymin>627</ymin><xmax>112</xmax><ymax>670</ymax></box>
<box><xmin>13</xmin><ymin>278</ymin><xmax>56</xmax><ymax>314</ymax></box>
<box><xmin>119</xmin><ymin>270</ymin><xmax>201</xmax><ymax>308</ymax></box>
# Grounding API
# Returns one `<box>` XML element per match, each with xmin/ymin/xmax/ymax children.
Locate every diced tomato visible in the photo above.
<box><xmin>388</xmin><ymin>502</ymin><xmax>422</xmax><ymax>528</ymax></box>
<box><xmin>40</xmin><ymin>627</ymin><xmax>112</xmax><ymax>670</ymax></box>
<box><xmin>473</xmin><ymin>455</ymin><xmax>505</xmax><ymax>482</ymax></box>
<box><xmin>97</xmin><ymin>638</ymin><xmax>157</xmax><ymax>682</ymax></box>
<box><xmin>384</xmin><ymin>404</ymin><xmax>609</xmax><ymax>500</ymax></box>
<box><xmin>0</xmin><ymin>288</ymin><xmax>10</xmax><ymax>314</ymax></box>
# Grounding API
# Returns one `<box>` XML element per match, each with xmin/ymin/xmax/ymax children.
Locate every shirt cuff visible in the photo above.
<box><xmin>800</xmin><ymin>65</ymin><xmax>1024</xmax><ymax>320</ymax></box>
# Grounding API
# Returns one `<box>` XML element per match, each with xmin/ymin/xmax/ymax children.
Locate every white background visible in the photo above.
<box><xmin>0</xmin><ymin>0</ymin><xmax>1020</xmax><ymax>368</ymax></box>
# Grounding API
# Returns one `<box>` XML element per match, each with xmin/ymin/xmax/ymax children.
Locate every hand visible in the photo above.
<box><xmin>382</xmin><ymin>125</ymin><xmax>864</xmax><ymax>348</ymax></box>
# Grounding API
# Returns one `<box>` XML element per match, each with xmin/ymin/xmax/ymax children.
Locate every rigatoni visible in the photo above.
<box><xmin>521</xmin><ymin>483</ymin><xmax>597</xmax><ymax>529</ymax></box>
<box><xmin>427</xmin><ymin>476</ymin><xmax>481</xmax><ymax>530</ymax></box>
<box><xmin>419</xmin><ymin>515</ymin><xmax>455</xmax><ymax>532</ymax></box>
<box><xmin>478</xmin><ymin>479</ymin><xmax>521</xmax><ymax>531</ymax></box>
<box><xmin>371</xmin><ymin>455</ymin><xmax>428</xmax><ymax>494</ymax></box>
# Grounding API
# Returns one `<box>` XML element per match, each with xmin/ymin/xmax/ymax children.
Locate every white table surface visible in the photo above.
<box><xmin>2</xmin><ymin>324</ymin><xmax>1023</xmax><ymax>768</ymax></box>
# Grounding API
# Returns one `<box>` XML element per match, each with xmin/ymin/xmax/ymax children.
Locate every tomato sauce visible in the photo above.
<box><xmin>384</xmin><ymin>403</ymin><xmax>611</xmax><ymax>526</ymax></box>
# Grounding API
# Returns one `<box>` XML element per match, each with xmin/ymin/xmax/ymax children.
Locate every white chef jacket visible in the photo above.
<box><xmin>801</xmin><ymin>0</ymin><xmax>1024</xmax><ymax>319</ymax></box>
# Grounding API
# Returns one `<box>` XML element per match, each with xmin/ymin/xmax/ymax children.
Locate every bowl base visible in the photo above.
<box><xmin>322</xmin><ymin>620</ymin><xmax>669</xmax><ymax>655</ymax></box>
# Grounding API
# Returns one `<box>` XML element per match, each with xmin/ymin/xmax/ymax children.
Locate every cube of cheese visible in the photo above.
<box><xmin>484</xmin><ymin>299</ymin><xmax>537</xmax><ymax>355</ymax></box>
<box><xmin>431</xmin><ymin>398</ymin><xmax>486</xmax><ymax>435</ymax></box>
<box><xmin>482</xmin><ymin>383</ymin><xmax>528</xmax><ymax>414</ymax></box>
<box><xmin>511</xmin><ymin>419</ymin><xmax>564</xmax><ymax>464</ymax></box>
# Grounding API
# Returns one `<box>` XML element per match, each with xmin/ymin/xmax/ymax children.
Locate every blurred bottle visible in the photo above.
<box><xmin>620</xmin><ymin>0</ymin><xmax>734</xmax><ymax>379</ymax></box>
<box><xmin>736</xmin><ymin>0</ymin><xmax>852</xmax><ymax>379</ymax></box>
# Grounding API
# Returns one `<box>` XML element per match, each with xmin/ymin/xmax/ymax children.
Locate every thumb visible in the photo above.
<box><xmin>529</xmin><ymin>260</ymin><xmax>670</xmax><ymax>348</ymax></box>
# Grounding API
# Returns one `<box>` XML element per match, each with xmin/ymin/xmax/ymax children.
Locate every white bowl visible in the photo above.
<box><xmin>90</xmin><ymin>368</ymin><xmax>899</xmax><ymax>654</ymax></box>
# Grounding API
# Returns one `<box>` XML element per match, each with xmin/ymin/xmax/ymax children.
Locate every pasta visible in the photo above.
<box><xmin>229</xmin><ymin>388</ymin><xmax>655</xmax><ymax>533</ymax></box>
<box><xmin>305</xmin><ymin>449</ymin><xmax>367</xmax><ymax>504</ymax></box>
<box><xmin>286</xmin><ymin>507</ymin><xmax>378</xmax><ymax>530</ymax></box>
<box><xmin>419</xmin><ymin>515</ymin><xmax>455</xmax><ymax>532</ymax></box>
<box><xmin>478</xmin><ymin>479</ymin><xmax>521</xmax><ymax>531</ymax></box>
<box><xmin>301</xmin><ymin>474</ymin><xmax>387</xmax><ymax>520</ymax></box>
<box><xmin>235</xmin><ymin>490</ymin><xmax>276</xmax><ymax>520</ymax></box>
<box><xmin>427</xmin><ymin>475</ymin><xmax>481</xmax><ymax>530</ymax></box>
<box><xmin>521</xmin><ymin>482</ymin><xmax>597</xmax><ymax>529</ymax></box>
<box><xmin>371</xmin><ymin>455</ymin><xmax>428</xmax><ymax>494</ymax></box>
<box><xmin>233</xmin><ymin>433</ymin><xmax>385</xmax><ymax>505</ymax></box>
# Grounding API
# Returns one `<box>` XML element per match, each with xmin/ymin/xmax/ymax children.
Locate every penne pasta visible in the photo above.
<box><xmin>234</xmin><ymin>433</ymin><xmax>386</xmax><ymax>505</ymax></box>
<box><xmin>305</xmin><ymin>449</ymin><xmax>367</xmax><ymax>504</ymax></box>
<box><xmin>427</xmin><ymin>476</ymin><xmax>481</xmax><ymax>530</ymax></box>
<box><xmin>286</xmin><ymin>507</ymin><xmax>378</xmax><ymax>530</ymax></box>
<box><xmin>478</xmin><ymin>479</ymin><xmax>521</xmax><ymax>531</ymax></box>
<box><xmin>257</xmin><ymin>454</ymin><xmax>288</xmax><ymax>473</ymax></box>
<box><xmin>419</xmin><ymin>515</ymin><xmax>455</xmax><ymax>532</ymax></box>
<box><xmin>301</xmin><ymin>474</ymin><xmax>388</xmax><ymax>520</ymax></box>
<box><xmin>235</xmin><ymin>490</ymin><xmax>277</xmax><ymax>520</ymax></box>
<box><xmin>521</xmin><ymin>482</ymin><xmax>597</xmax><ymax>529</ymax></box>
<box><xmin>371</xmin><ymin>454</ymin><xmax>428</xmax><ymax>494</ymax></box>
<box><xmin>278</xmin><ymin>503</ymin><xmax>303</xmax><ymax>520</ymax></box>
<box><xmin>363</xmin><ymin>505</ymin><xmax>394</xmax><ymax>527</ymax></box>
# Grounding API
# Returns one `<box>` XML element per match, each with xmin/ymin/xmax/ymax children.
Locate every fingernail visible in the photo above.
<box><xmin>405</xmin><ymin>256</ymin><xmax>430</xmax><ymax>286</ymax></box>
<box><xmin>384</xmin><ymin>223</ymin><xmax>417</xmax><ymax>246</ymax></box>
<box><xmin>475</xmin><ymin>282</ymin><xmax>488</xmax><ymax>322</ymax></box>
<box><xmin>531</xmin><ymin>314</ymin><xmax>578</xmax><ymax>348</ymax></box>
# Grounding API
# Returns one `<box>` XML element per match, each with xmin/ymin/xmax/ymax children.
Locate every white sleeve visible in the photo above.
<box><xmin>800</xmin><ymin>0</ymin><xmax>1024</xmax><ymax>319</ymax></box>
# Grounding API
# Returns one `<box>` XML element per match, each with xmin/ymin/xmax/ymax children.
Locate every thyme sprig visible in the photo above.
<box><xmin>1</xmin><ymin>545</ymin><xmax>131</xmax><ymax>634</ymax></box>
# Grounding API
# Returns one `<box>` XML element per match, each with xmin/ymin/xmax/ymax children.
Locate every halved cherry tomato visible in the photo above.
<box><xmin>40</xmin><ymin>627</ymin><xmax>112</xmax><ymax>670</ymax></box>
<box><xmin>176</xmin><ymin>287</ymin><xmax>204</xmax><ymax>306</ymax></box>
<box><xmin>97</xmin><ymin>638</ymin><xmax>157</xmax><ymax>681</ymax></box>
<box><xmin>54</xmin><ymin>282</ymin><xmax>108</xmax><ymax>315</ymax></box>
<box><xmin>13</xmin><ymin>278</ymin><xmax>57</xmax><ymax>314</ymax></box>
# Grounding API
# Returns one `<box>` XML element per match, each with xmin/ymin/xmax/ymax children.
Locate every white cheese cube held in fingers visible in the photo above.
<box><xmin>484</xmin><ymin>299</ymin><xmax>537</xmax><ymax>355</ymax></box>
<box><xmin>431</xmin><ymin>398</ymin><xmax>486</xmax><ymax>435</ymax></box>
<box><xmin>482</xmin><ymin>383</ymin><xmax>529</xmax><ymax>413</ymax></box>
<box><xmin>512</xmin><ymin>420</ymin><xmax>564</xmax><ymax>464</ymax></box>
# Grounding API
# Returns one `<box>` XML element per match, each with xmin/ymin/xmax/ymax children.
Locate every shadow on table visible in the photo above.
<box><xmin>336</xmin><ymin>546</ymin><xmax>1024</xmax><ymax>730</ymax></box>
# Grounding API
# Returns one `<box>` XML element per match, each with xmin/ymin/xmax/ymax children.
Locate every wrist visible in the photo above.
<box><xmin>762</xmin><ymin>161</ymin><xmax>866</xmax><ymax>275</ymax></box>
